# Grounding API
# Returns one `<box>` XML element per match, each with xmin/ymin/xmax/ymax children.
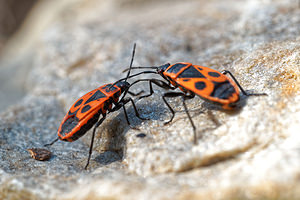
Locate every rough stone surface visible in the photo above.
<box><xmin>0</xmin><ymin>0</ymin><xmax>300</xmax><ymax>199</ymax></box>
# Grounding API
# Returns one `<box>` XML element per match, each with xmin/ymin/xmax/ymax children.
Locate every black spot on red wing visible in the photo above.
<box><xmin>69</xmin><ymin>112</ymin><xmax>101</xmax><ymax>141</ymax></box>
<box><xmin>182</xmin><ymin>78</ymin><xmax>191</xmax><ymax>82</ymax></box>
<box><xmin>208</xmin><ymin>72</ymin><xmax>221</xmax><ymax>77</ymax></box>
<box><xmin>81</xmin><ymin>105</ymin><xmax>91</xmax><ymax>113</ymax></box>
<box><xmin>178</xmin><ymin>66</ymin><xmax>206</xmax><ymax>78</ymax></box>
<box><xmin>84</xmin><ymin>90</ymin><xmax>106</xmax><ymax>105</ymax></box>
<box><xmin>74</xmin><ymin>99</ymin><xmax>83</xmax><ymax>107</ymax></box>
<box><xmin>197</xmin><ymin>67</ymin><xmax>203</xmax><ymax>70</ymax></box>
<box><xmin>195</xmin><ymin>81</ymin><xmax>206</xmax><ymax>90</ymax></box>
<box><xmin>166</xmin><ymin>63</ymin><xmax>188</xmax><ymax>74</ymax></box>
<box><xmin>60</xmin><ymin>116</ymin><xmax>79</xmax><ymax>137</ymax></box>
<box><xmin>68</xmin><ymin>108</ymin><xmax>79</xmax><ymax>116</ymax></box>
<box><xmin>211</xmin><ymin>81</ymin><xmax>236</xmax><ymax>99</ymax></box>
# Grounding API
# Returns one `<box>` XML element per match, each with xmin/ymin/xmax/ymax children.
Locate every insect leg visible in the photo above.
<box><xmin>221</xmin><ymin>70</ymin><xmax>247</xmax><ymax>95</ymax></box>
<box><xmin>84</xmin><ymin>113</ymin><xmax>106</xmax><ymax>170</ymax></box>
<box><xmin>138</xmin><ymin>80</ymin><xmax>155</xmax><ymax>99</ymax></box>
<box><xmin>134</xmin><ymin>79</ymin><xmax>175</xmax><ymax>100</ymax></box>
<box><xmin>44</xmin><ymin>137</ymin><xmax>59</xmax><ymax>147</ymax></box>
<box><xmin>119</xmin><ymin>99</ymin><xmax>139</xmax><ymax>130</ymax></box>
<box><xmin>162</xmin><ymin>92</ymin><xmax>186</xmax><ymax>125</ymax></box>
<box><xmin>222</xmin><ymin>70</ymin><xmax>267</xmax><ymax>96</ymax></box>
<box><xmin>124</xmin><ymin>97</ymin><xmax>149</xmax><ymax>120</ymax></box>
<box><xmin>181</xmin><ymin>95</ymin><xmax>197</xmax><ymax>144</ymax></box>
<box><xmin>127</xmin><ymin>90</ymin><xmax>144</xmax><ymax>96</ymax></box>
<box><xmin>122</xmin><ymin>97</ymin><xmax>149</xmax><ymax>127</ymax></box>
<box><xmin>109</xmin><ymin>97</ymin><xmax>145</xmax><ymax>129</ymax></box>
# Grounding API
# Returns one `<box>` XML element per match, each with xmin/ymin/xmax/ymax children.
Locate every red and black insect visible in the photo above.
<box><xmin>124</xmin><ymin>62</ymin><xmax>267</xmax><ymax>144</ymax></box>
<box><xmin>45</xmin><ymin>44</ymin><xmax>147</xmax><ymax>169</ymax></box>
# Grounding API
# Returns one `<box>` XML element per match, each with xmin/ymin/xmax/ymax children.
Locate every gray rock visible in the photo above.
<box><xmin>1</xmin><ymin>0</ymin><xmax>300</xmax><ymax>199</ymax></box>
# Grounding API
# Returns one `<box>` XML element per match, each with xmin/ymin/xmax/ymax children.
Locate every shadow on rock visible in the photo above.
<box><xmin>94</xmin><ymin>150</ymin><xmax>123</xmax><ymax>165</ymax></box>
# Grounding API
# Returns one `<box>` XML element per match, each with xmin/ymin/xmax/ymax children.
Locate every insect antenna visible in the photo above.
<box><xmin>124</xmin><ymin>43</ymin><xmax>136</xmax><ymax>82</ymax></box>
<box><xmin>112</xmin><ymin>44</ymin><xmax>159</xmax><ymax>87</ymax></box>
<box><xmin>119</xmin><ymin>43</ymin><xmax>137</xmax><ymax>100</ymax></box>
<box><xmin>116</xmin><ymin>70</ymin><xmax>157</xmax><ymax>82</ymax></box>
<box><xmin>122</xmin><ymin>66</ymin><xmax>158</xmax><ymax>73</ymax></box>
<box><xmin>44</xmin><ymin>137</ymin><xmax>59</xmax><ymax>147</ymax></box>
<box><xmin>110</xmin><ymin>43</ymin><xmax>137</xmax><ymax>89</ymax></box>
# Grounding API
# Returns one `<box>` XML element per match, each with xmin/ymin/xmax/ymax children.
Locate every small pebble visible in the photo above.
<box><xmin>27</xmin><ymin>148</ymin><xmax>52</xmax><ymax>161</ymax></box>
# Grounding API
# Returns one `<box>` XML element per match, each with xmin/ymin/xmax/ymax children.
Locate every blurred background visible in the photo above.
<box><xmin>0</xmin><ymin>0</ymin><xmax>299</xmax><ymax>112</ymax></box>
<box><xmin>0</xmin><ymin>0</ymin><xmax>36</xmax><ymax>53</ymax></box>
<box><xmin>0</xmin><ymin>0</ymin><xmax>36</xmax><ymax>111</ymax></box>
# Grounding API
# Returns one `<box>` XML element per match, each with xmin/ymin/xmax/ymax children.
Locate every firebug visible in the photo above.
<box><xmin>45</xmin><ymin>44</ymin><xmax>148</xmax><ymax>169</ymax></box>
<box><xmin>124</xmin><ymin>62</ymin><xmax>267</xmax><ymax>144</ymax></box>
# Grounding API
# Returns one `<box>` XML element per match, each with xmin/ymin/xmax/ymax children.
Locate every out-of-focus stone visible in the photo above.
<box><xmin>0</xmin><ymin>0</ymin><xmax>300</xmax><ymax>200</ymax></box>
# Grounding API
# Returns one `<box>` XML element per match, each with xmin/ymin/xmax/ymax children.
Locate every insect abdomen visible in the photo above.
<box><xmin>60</xmin><ymin>111</ymin><xmax>101</xmax><ymax>142</ymax></box>
<box><xmin>211</xmin><ymin>81</ymin><xmax>236</xmax><ymax>100</ymax></box>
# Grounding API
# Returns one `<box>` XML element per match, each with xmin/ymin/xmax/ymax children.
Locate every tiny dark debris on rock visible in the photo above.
<box><xmin>27</xmin><ymin>148</ymin><xmax>52</xmax><ymax>161</ymax></box>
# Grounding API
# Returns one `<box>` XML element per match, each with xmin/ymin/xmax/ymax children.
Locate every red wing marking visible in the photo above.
<box><xmin>58</xmin><ymin>83</ymin><xmax>121</xmax><ymax>140</ymax></box>
<box><xmin>175</xmin><ymin>65</ymin><xmax>240</xmax><ymax>104</ymax></box>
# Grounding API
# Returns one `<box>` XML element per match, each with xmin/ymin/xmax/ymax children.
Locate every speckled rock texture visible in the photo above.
<box><xmin>1</xmin><ymin>0</ymin><xmax>300</xmax><ymax>199</ymax></box>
